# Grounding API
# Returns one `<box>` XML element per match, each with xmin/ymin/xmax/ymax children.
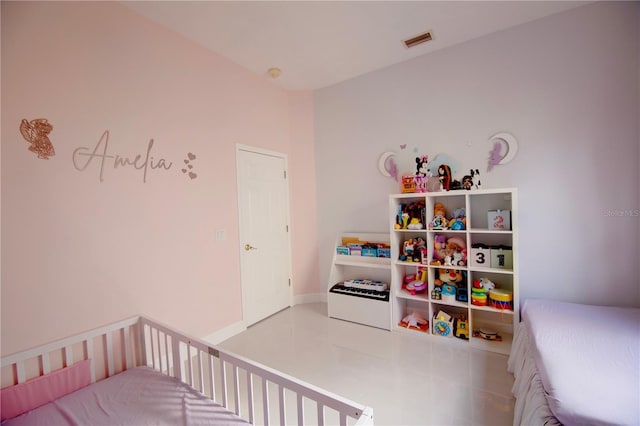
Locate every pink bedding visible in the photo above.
<box><xmin>2</xmin><ymin>366</ymin><xmax>249</xmax><ymax>425</ymax></box>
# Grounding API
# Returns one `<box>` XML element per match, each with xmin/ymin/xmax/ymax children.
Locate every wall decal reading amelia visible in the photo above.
<box><xmin>20</xmin><ymin>118</ymin><xmax>56</xmax><ymax>160</ymax></box>
<box><xmin>72</xmin><ymin>130</ymin><xmax>196</xmax><ymax>183</ymax></box>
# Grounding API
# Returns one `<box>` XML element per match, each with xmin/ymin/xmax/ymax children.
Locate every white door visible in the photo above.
<box><xmin>236</xmin><ymin>146</ymin><xmax>292</xmax><ymax>326</ymax></box>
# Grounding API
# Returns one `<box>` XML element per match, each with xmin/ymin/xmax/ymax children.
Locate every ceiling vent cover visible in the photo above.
<box><xmin>403</xmin><ymin>31</ymin><xmax>433</xmax><ymax>48</ymax></box>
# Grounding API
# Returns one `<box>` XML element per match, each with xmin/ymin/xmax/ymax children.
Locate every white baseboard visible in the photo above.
<box><xmin>202</xmin><ymin>295</ymin><xmax>326</xmax><ymax>344</ymax></box>
<box><xmin>202</xmin><ymin>320</ymin><xmax>247</xmax><ymax>345</ymax></box>
<box><xmin>293</xmin><ymin>293</ymin><xmax>327</xmax><ymax>305</ymax></box>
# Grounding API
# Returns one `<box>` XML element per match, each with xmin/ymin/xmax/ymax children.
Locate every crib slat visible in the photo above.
<box><xmin>317</xmin><ymin>404</ymin><xmax>325</xmax><ymax>426</ymax></box>
<box><xmin>279</xmin><ymin>384</ymin><xmax>286</xmax><ymax>425</ymax></box>
<box><xmin>123</xmin><ymin>326</ymin><xmax>132</xmax><ymax>369</ymax></box>
<box><xmin>16</xmin><ymin>361</ymin><xmax>26</xmax><ymax>384</ymax></box>
<box><xmin>340</xmin><ymin>412</ymin><xmax>347</xmax><ymax>426</ymax></box>
<box><xmin>197</xmin><ymin>350</ymin><xmax>204</xmax><ymax>392</ymax></box>
<box><xmin>156</xmin><ymin>329</ymin><xmax>163</xmax><ymax>373</ymax></box>
<box><xmin>164</xmin><ymin>333</ymin><xmax>170</xmax><ymax>375</ymax></box>
<box><xmin>262</xmin><ymin>377</ymin><xmax>270</xmax><ymax>426</ymax></box>
<box><xmin>208</xmin><ymin>354</ymin><xmax>216</xmax><ymax>401</ymax></box>
<box><xmin>221</xmin><ymin>360</ymin><xmax>228</xmax><ymax>408</ymax></box>
<box><xmin>41</xmin><ymin>353</ymin><xmax>50</xmax><ymax>375</ymax></box>
<box><xmin>85</xmin><ymin>339</ymin><xmax>96</xmax><ymax>383</ymax></box>
<box><xmin>64</xmin><ymin>345</ymin><xmax>73</xmax><ymax>367</ymax></box>
<box><xmin>297</xmin><ymin>393</ymin><xmax>304</xmax><ymax>426</ymax></box>
<box><xmin>171</xmin><ymin>337</ymin><xmax>181</xmax><ymax>380</ymax></box>
<box><xmin>247</xmin><ymin>372</ymin><xmax>255</xmax><ymax>424</ymax></box>
<box><xmin>187</xmin><ymin>343</ymin><xmax>194</xmax><ymax>386</ymax></box>
<box><xmin>233</xmin><ymin>365</ymin><xmax>240</xmax><ymax>416</ymax></box>
<box><xmin>105</xmin><ymin>332</ymin><xmax>114</xmax><ymax>377</ymax></box>
<box><xmin>149</xmin><ymin>326</ymin><xmax>156</xmax><ymax>370</ymax></box>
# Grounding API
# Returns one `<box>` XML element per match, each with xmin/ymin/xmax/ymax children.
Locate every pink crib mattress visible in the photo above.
<box><xmin>522</xmin><ymin>299</ymin><xmax>640</xmax><ymax>426</ymax></box>
<box><xmin>2</xmin><ymin>366</ymin><xmax>249</xmax><ymax>425</ymax></box>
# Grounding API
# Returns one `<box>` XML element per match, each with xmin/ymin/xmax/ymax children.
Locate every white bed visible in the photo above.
<box><xmin>508</xmin><ymin>299</ymin><xmax>640</xmax><ymax>426</ymax></box>
<box><xmin>1</xmin><ymin>316</ymin><xmax>374</xmax><ymax>426</ymax></box>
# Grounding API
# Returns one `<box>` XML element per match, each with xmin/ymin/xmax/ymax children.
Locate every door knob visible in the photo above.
<box><xmin>244</xmin><ymin>244</ymin><xmax>257</xmax><ymax>251</ymax></box>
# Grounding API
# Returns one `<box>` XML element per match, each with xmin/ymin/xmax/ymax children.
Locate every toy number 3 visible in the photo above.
<box><xmin>475</xmin><ymin>252</ymin><xmax>485</xmax><ymax>264</ymax></box>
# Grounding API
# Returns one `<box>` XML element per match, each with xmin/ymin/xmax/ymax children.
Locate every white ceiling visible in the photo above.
<box><xmin>123</xmin><ymin>1</ymin><xmax>590</xmax><ymax>91</ymax></box>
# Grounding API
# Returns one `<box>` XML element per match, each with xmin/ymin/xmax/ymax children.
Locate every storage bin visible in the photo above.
<box><xmin>470</xmin><ymin>243</ymin><xmax>491</xmax><ymax>267</ymax></box>
<box><xmin>490</xmin><ymin>246</ymin><xmax>513</xmax><ymax>269</ymax></box>
<box><xmin>488</xmin><ymin>209</ymin><xmax>511</xmax><ymax>230</ymax></box>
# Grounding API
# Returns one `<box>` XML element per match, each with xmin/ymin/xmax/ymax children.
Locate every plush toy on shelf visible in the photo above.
<box><xmin>430</xmin><ymin>203</ymin><xmax>448</xmax><ymax>230</ymax></box>
<box><xmin>432</xmin><ymin>235</ymin><xmax>467</xmax><ymax>266</ymax></box>
<box><xmin>447</xmin><ymin>208</ymin><xmax>467</xmax><ymax>230</ymax></box>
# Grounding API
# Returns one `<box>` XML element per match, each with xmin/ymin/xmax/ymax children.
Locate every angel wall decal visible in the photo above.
<box><xmin>20</xmin><ymin>118</ymin><xmax>55</xmax><ymax>160</ymax></box>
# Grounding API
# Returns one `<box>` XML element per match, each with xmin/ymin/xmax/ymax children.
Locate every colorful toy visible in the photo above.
<box><xmin>473</xmin><ymin>329</ymin><xmax>502</xmax><ymax>341</ymax></box>
<box><xmin>461</xmin><ymin>169</ymin><xmax>481</xmax><ymax>190</ymax></box>
<box><xmin>471</xmin><ymin>278</ymin><xmax>495</xmax><ymax>306</ymax></box>
<box><xmin>454</xmin><ymin>315</ymin><xmax>469</xmax><ymax>339</ymax></box>
<box><xmin>447</xmin><ymin>208</ymin><xmax>466</xmax><ymax>230</ymax></box>
<box><xmin>438</xmin><ymin>164</ymin><xmax>452</xmax><ymax>191</ymax></box>
<box><xmin>435</xmin><ymin>268</ymin><xmax>465</xmax><ymax>288</ymax></box>
<box><xmin>432</xmin><ymin>236</ymin><xmax>467</xmax><ymax>266</ymax></box>
<box><xmin>400</xmin><ymin>238</ymin><xmax>426</xmax><ymax>263</ymax></box>
<box><xmin>442</xmin><ymin>283</ymin><xmax>456</xmax><ymax>303</ymax></box>
<box><xmin>399</xmin><ymin>311</ymin><xmax>428</xmax><ymax>332</ymax></box>
<box><xmin>414</xmin><ymin>156</ymin><xmax>430</xmax><ymax>193</ymax></box>
<box><xmin>405</xmin><ymin>266</ymin><xmax>427</xmax><ymax>295</ymax></box>
<box><xmin>401</xmin><ymin>174</ymin><xmax>416</xmax><ymax>193</ymax></box>
<box><xmin>489</xmin><ymin>288</ymin><xmax>513</xmax><ymax>310</ymax></box>
<box><xmin>433</xmin><ymin>310</ymin><xmax>453</xmax><ymax>337</ymax></box>
<box><xmin>430</xmin><ymin>203</ymin><xmax>448</xmax><ymax>230</ymax></box>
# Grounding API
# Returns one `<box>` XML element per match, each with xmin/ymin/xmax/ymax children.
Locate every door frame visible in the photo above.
<box><xmin>235</xmin><ymin>144</ymin><xmax>294</xmax><ymax>326</ymax></box>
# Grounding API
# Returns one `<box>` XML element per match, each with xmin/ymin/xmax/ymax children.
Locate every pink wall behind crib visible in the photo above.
<box><xmin>1</xmin><ymin>1</ymin><xmax>319</xmax><ymax>356</ymax></box>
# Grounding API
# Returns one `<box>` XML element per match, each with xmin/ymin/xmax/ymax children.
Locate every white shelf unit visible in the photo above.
<box><xmin>327</xmin><ymin>232</ymin><xmax>392</xmax><ymax>330</ymax></box>
<box><xmin>389</xmin><ymin>188</ymin><xmax>518</xmax><ymax>354</ymax></box>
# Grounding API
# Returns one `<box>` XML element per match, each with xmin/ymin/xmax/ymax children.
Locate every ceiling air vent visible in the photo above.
<box><xmin>403</xmin><ymin>31</ymin><xmax>433</xmax><ymax>48</ymax></box>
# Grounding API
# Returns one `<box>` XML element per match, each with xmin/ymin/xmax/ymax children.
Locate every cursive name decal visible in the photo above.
<box><xmin>72</xmin><ymin>130</ymin><xmax>176</xmax><ymax>183</ymax></box>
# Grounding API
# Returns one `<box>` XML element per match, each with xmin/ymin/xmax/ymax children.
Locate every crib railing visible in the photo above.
<box><xmin>2</xmin><ymin>316</ymin><xmax>373</xmax><ymax>426</ymax></box>
<box><xmin>1</xmin><ymin>316</ymin><xmax>140</xmax><ymax>387</ymax></box>
<box><xmin>139</xmin><ymin>317</ymin><xmax>374</xmax><ymax>426</ymax></box>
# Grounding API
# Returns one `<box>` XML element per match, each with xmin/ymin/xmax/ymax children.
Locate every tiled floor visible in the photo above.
<box><xmin>219</xmin><ymin>303</ymin><xmax>515</xmax><ymax>426</ymax></box>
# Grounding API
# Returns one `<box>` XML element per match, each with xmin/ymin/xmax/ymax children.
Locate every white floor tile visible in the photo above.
<box><xmin>219</xmin><ymin>303</ymin><xmax>514</xmax><ymax>426</ymax></box>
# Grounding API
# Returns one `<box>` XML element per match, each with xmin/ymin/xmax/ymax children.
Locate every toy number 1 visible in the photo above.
<box><xmin>475</xmin><ymin>252</ymin><xmax>485</xmax><ymax>264</ymax></box>
<box><xmin>497</xmin><ymin>254</ymin><xmax>505</xmax><ymax>266</ymax></box>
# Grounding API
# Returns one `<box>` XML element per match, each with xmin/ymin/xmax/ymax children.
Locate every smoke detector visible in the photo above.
<box><xmin>403</xmin><ymin>31</ymin><xmax>433</xmax><ymax>48</ymax></box>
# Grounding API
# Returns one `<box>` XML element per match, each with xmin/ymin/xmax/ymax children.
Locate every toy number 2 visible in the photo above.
<box><xmin>475</xmin><ymin>252</ymin><xmax>485</xmax><ymax>264</ymax></box>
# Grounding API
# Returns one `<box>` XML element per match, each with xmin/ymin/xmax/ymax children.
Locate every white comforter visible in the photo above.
<box><xmin>3</xmin><ymin>366</ymin><xmax>249</xmax><ymax>425</ymax></box>
<box><xmin>517</xmin><ymin>299</ymin><xmax>640</xmax><ymax>426</ymax></box>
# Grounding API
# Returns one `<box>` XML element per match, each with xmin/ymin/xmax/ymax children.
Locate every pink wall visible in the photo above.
<box><xmin>1</xmin><ymin>1</ymin><xmax>318</xmax><ymax>356</ymax></box>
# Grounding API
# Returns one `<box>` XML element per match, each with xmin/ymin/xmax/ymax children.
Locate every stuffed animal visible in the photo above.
<box><xmin>430</xmin><ymin>203</ymin><xmax>448</xmax><ymax>230</ymax></box>
<box><xmin>435</xmin><ymin>268</ymin><xmax>465</xmax><ymax>288</ymax></box>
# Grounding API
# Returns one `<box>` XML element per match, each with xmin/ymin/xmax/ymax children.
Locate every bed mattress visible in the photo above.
<box><xmin>520</xmin><ymin>299</ymin><xmax>640</xmax><ymax>426</ymax></box>
<box><xmin>2</xmin><ymin>366</ymin><xmax>249</xmax><ymax>425</ymax></box>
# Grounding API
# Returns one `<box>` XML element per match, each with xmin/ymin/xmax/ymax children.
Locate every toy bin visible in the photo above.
<box><xmin>490</xmin><ymin>246</ymin><xmax>513</xmax><ymax>269</ymax></box>
<box><xmin>488</xmin><ymin>209</ymin><xmax>511</xmax><ymax>230</ymax></box>
<box><xmin>470</xmin><ymin>243</ymin><xmax>491</xmax><ymax>267</ymax></box>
